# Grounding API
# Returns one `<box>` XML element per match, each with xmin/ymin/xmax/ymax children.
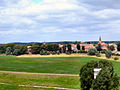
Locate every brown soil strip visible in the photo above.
<box><xmin>0</xmin><ymin>71</ymin><xmax>79</xmax><ymax>77</ymax></box>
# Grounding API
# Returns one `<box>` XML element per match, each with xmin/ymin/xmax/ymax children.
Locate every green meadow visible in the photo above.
<box><xmin>0</xmin><ymin>55</ymin><xmax>120</xmax><ymax>89</ymax></box>
<box><xmin>0</xmin><ymin>73</ymin><xmax>79</xmax><ymax>90</ymax></box>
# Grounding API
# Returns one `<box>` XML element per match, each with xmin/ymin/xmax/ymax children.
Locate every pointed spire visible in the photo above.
<box><xmin>99</xmin><ymin>36</ymin><xmax>101</xmax><ymax>42</ymax></box>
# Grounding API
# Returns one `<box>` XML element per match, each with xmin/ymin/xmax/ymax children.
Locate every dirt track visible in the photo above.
<box><xmin>0</xmin><ymin>71</ymin><xmax>79</xmax><ymax>77</ymax></box>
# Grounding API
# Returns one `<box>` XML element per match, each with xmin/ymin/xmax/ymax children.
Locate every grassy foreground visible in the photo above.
<box><xmin>0</xmin><ymin>73</ymin><xmax>79</xmax><ymax>90</ymax></box>
<box><xmin>0</xmin><ymin>55</ymin><xmax>120</xmax><ymax>89</ymax></box>
<box><xmin>0</xmin><ymin>55</ymin><xmax>120</xmax><ymax>75</ymax></box>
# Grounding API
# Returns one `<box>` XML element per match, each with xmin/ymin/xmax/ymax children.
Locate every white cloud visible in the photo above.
<box><xmin>41</xmin><ymin>27</ymin><xmax>62</xmax><ymax>33</ymax></box>
<box><xmin>0</xmin><ymin>0</ymin><xmax>120</xmax><ymax>43</ymax></box>
<box><xmin>0</xmin><ymin>0</ymin><xmax>79</xmax><ymax>16</ymax></box>
<box><xmin>94</xmin><ymin>9</ymin><xmax>120</xmax><ymax>19</ymax></box>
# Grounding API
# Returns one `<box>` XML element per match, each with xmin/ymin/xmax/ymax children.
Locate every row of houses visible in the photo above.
<box><xmin>27</xmin><ymin>37</ymin><xmax>118</xmax><ymax>54</ymax></box>
<box><xmin>59</xmin><ymin>37</ymin><xmax>118</xmax><ymax>52</ymax></box>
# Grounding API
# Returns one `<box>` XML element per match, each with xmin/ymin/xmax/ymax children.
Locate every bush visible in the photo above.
<box><xmin>96</xmin><ymin>53</ymin><xmax>101</xmax><ymax>57</ymax></box>
<box><xmin>5</xmin><ymin>47</ymin><xmax>12</xmax><ymax>55</ymax></box>
<box><xmin>112</xmin><ymin>53</ymin><xmax>116</xmax><ymax>56</ymax></box>
<box><xmin>114</xmin><ymin>57</ymin><xmax>119</xmax><ymax>60</ymax></box>
<box><xmin>51</xmin><ymin>51</ymin><xmax>56</xmax><ymax>55</ymax></box>
<box><xmin>31</xmin><ymin>45</ymin><xmax>40</xmax><ymax>54</ymax></box>
<box><xmin>77</xmin><ymin>44</ymin><xmax>80</xmax><ymax>50</ymax></box>
<box><xmin>0</xmin><ymin>50</ymin><xmax>4</xmax><ymax>54</ymax></box>
<box><xmin>56</xmin><ymin>51</ymin><xmax>60</xmax><ymax>55</ymax></box>
<box><xmin>46</xmin><ymin>51</ymin><xmax>50</xmax><ymax>55</ymax></box>
<box><xmin>80</xmin><ymin>60</ymin><xmax>119</xmax><ymax>90</ymax></box>
<box><xmin>13</xmin><ymin>49</ymin><xmax>20</xmax><ymax>56</ymax></box>
<box><xmin>115</xmin><ymin>53</ymin><xmax>120</xmax><ymax>56</ymax></box>
<box><xmin>101</xmin><ymin>49</ymin><xmax>107</xmax><ymax>54</ymax></box>
<box><xmin>109</xmin><ymin>45</ymin><xmax>115</xmax><ymax>51</ymax></box>
<box><xmin>65</xmin><ymin>51</ymin><xmax>71</xmax><ymax>55</ymax></box>
<box><xmin>105</xmin><ymin>50</ymin><xmax>112</xmax><ymax>58</ymax></box>
<box><xmin>88</xmin><ymin>48</ymin><xmax>98</xmax><ymax>55</ymax></box>
<box><xmin>40</xmin><ymin>50</ymin><xmax>50</xmax><ymax>55</ymax></box>
<box><xmin>78</xmin><ymin>50</ymin><xmax>87</xmax><ymax>53</ymax></box>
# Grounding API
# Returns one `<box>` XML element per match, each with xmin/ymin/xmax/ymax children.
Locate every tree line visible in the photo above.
<box><xmin>0</xmin><ymin>42</ymin><xmax>120</xmax><ymax>56</ymax></box>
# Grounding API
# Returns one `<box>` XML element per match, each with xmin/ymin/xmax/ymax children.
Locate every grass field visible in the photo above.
<box><xmin>0</xmin><ymin>55</ymin><xmax>120</xmax><ymax>89</ymax></box>
<box><xmin>0</xmin><ymin>55</ymin><xmax>120</xmax><ymax>74</ymax></box>
<box><xmin>0</xmin><ymin>73</ymin><xmax>79</xmax><ymax>90</ymax></box>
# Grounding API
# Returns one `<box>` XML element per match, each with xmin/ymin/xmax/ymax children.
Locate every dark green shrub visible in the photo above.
<box><xmin>0</xmin><ymin>50</ymin><xmax>4</xmax><ymax>54</ymax></box>
<box><xmin>115</xmin><ymin>53</ymin><xmax>120</xmax><ymax>56</ymax></box>
<box><xmin>13</xmin><ymin>45</ymin><xmax>27</xmax><ymax>55</ymax></box>
<box><xmin>40</xmin><ymin>50</ymin><xmax>48</xmax><ymax>55</ymax></box>
<box><xmin>56</xmin><ymin>51</ymin><xmax>60</xmax><ymax>55</ymax></box>
<box><xmin>5</xmin><ymin>47</ymin><xmax>12</xmax><ymax>55</ymax></box>
<box><xmin>46</xmin><ymin>51</ymin><xmax>50</xmax><ymax>55</ymax></box>
<box><xmin>31</xmin><ymin>45</ymin><xmax>40</xmax><ymax>54</ymax></box>
<box><xmin>96</xmin><ymin>44</ymin><xmax>102</xmax><ymax>52</ymax></box>
<box><xmin>82</xmin><ymin>46</ymin><xmax>85</xmax><ymax>51</ymax></box>
<box><xmin>13</xmin><ymin>49</ymin><xmax>20</xmax><ymax>56</ymax></box>
<box><xmin>101</xmin><ymin>49</ymin><xmax>107</xmax><ymax>54</ymax></box>
<box><xmin>96</xmin><ymin>53</ymin><xmax>101</xmax><ymax>57</ymax></box>
<box><xmin>105</xmin><ymin>50</ymin><xmax>112</xmax><ymax>58</ymax></box>
<box><xmin>51</xmin><ymin>51</ymin><xmax>56</xmax><ymax>55</ymax></box>
<box><xmin>78</xmin><ymin>50</ymin><xmax>87</xmax><ymax>53</ymax></box>
<box><xmin>77</xmin><ymin>44</ymin><xmax>80</xmax><ymax>50</ymax></box>
<box><xmin>114</xmin><ymin>57</ymin><xmax>119</xmax><ymax>60</ymax></box>
<box><xmin>112</xmin><ymin>53</ymin><xmax>116</xmax><ymax>56</ymax></box>
<box><xmin>65</xmin><ymin>51</ymin><xmax>71</xmax><ymax>55</ymax></box>
<box><xmin>109</xmin><ymin>45</ymin><xmax>115</xmax><ymax>51</ymax></box>
<box><xmin>67</xmin><ymin>44</ymin><xmax>71</xmax><ymax>51</ymax></box>
<box><xmin>88</xmin><ymin>48</ymin><xmax>98</xmax><ymax>55</ymax></box>
<box><xmin>117</xmin><ymin>42</ymin><xmax>120</xmax><ymax>51</ymax></box>
<box><xmin>80</xmin><ymin>60</ymin><xmax>119</xmax><ymax>90</ymax></box>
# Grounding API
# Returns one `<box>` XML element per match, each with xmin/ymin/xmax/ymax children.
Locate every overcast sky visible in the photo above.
<box><xmin>0</xmin><ymin>0</ymin><xmax>120</xmax><ymax>43</ymax></box>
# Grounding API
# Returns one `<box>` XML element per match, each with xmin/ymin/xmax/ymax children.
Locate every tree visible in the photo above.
<box><xmin>63</xmin><ymin>45</ymin><xmax>66</xmax><ymax>53</ymax></box>
<box><xmin>105</xmin><ymin>50</ymin><xmax>112</xmax><ymax>58</ymax></box>
<box><xmin>51</xmin><ymin>43</ymin><xmax>59</xmax><ymax>51</ymax></box>
<box><xmin>109</xmin><ymin>45</ymin><xmax>115</xmax><ymax>51</ymax></box>
<box><xmin>67</xmin><ymin>44</ymin><xmax>71</xmax><ymax>51</ymax></box>
<box><xmin>13</xmin><ymin>45</ymin><xmax>27</xmax><ymax>55</ymax></box>
<box><xmin>40</xmin><ymin>49</ymin><xmax>50</xmax><ymax>55</ymax></box>
<box><xmin>88</xmin><ymin>48</ymin><xmax>98</xmax><ymax>55</ymax></box>
<box><xmin>0</xmin><ymin>46</ymin><xmax>5</xmax><ymax>54</ymax></box>
<box><xmin>13</xmin><ymin>49</ymin><xmax>20</xmax><ymax>56</ymax></box>
<box><xmin>82</xmin><ymin>46</ymin><xmax>85</xmax><ymax>51</ymax></box>
<box><xmin>73</xmin><ymin>41</ymin><xmax>80</xmax><ymax>44</ymax></box>
<box><xmin>96</xmin><ymin>44</ymin><xmax>102</xmax><ymax>52</ymax></box>
<box><xmin>80</xmin><ymin>60</ymin><xmax>119</xmax><ymax>90</ymax></box>
<box><xmin>19</xmin><ymin>45</ymin><xmax>27</xmax><ymax>54</ymax></box>
<box><xmin>5</xmin><ymin>47</ymin><xmax>12</xmax><ymax>55</ymax></box>
<box><xmin>77</xmin><ymin>44</ymin><xmax>80</xmax><ymax>50</ymax></box>
<box><xmin>117</xmin><ymin>42</ymin><xmax>120</xmax><ymax>51</ymax></box>
<box><xmin>101</xmin><ymin>49</ymin><xmax>107</xmax><ymax>54</ymax></box>
<box><xmin>31</xmin><ymin>45</ymin><xmax>40</xmax><ymax>54</ymax></box>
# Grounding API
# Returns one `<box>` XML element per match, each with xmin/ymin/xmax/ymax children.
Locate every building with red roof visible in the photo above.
<box><xmin>96</xmin><ymin>36</ymin><xmax>108</xmax><ymax>50</ymax></box>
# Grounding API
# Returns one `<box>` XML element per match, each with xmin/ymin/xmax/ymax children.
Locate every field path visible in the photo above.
<box><xmin>0</xmin><ymin>83</ymin><xmax>79</xmax><ymax>90</ymax></box>
<box><xmin>0</xmin><ymin>71</ymin><xmax>79</xmax><ymax>77</ymax></box>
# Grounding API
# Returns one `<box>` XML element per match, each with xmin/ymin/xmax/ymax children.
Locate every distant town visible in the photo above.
<box><xmin>0</xmin><ymin>36</ymin><xmax>120</xmax><ymax>57</ymax></box>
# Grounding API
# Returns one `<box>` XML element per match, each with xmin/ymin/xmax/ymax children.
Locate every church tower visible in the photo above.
<box><xmin>99</xmin><ymin>36</ymin><xmax>101</xmax><ymax>43</ymax></box>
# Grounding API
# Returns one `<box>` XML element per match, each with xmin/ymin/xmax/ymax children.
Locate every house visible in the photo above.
<box><xmin>27</xmin><ymin>46</ymin><xmax>32</xmax><ymax>54</ymax></box>
<box><xmin>96</xmin><ymin>36</ymin><xmax>108</xmax><ymax>50</ymax></box>
<box><xmin>71</xmin><ymin>44</ymin><xmax>78</xmax><ymax>51</ymax></box>
<box><xmin>80</xmin><ymin>44</ymin><xmax>94</xmax><ymax>51</ymax></box>
<box><xmin>59</xmin><ymin>44</ymin><xmax>64</xmax><ymax>52</ymax></box>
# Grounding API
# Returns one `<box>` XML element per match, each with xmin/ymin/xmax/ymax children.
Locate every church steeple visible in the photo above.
<box><xmin>99</xmin><ymin>36</ymin><xmax>101</xmax><ymax>43</ymax></box>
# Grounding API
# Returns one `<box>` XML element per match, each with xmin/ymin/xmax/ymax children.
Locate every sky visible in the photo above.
<box><xmin>0</xmin><ymin>0</ymin><xmax>120</xmax><ymax>43</ymax></box>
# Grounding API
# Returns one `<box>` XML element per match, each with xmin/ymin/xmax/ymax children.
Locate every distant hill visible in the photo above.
<box><xmin>7</xmin><ymin>41</ymin><xmax>74</xmax><ymax>45</ymax></box>
<box><xmin>1</xmin><ymin>41</ymin><xmax>120</xmax><ymax>45</ymax></box>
